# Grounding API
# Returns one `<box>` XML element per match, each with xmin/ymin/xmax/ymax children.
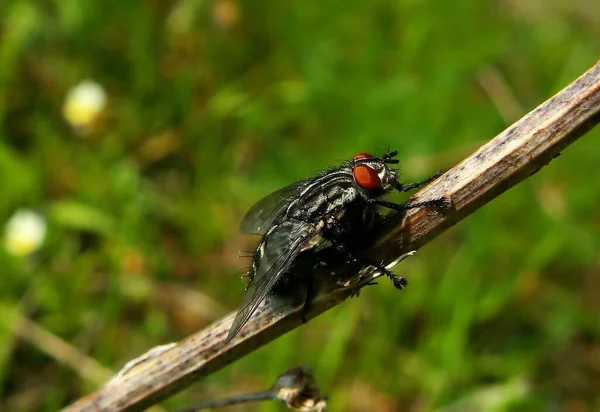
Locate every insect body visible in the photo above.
<box><xmin>227</xmin><ymin>150</ymin><xmax>446</xmax><ymax>342</ymax></box>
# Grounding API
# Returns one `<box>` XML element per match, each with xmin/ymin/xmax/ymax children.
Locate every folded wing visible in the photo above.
<box><xmin>240</xmin><ymin>181</ymin><xmax>306</xmax><ymax>235</ymax></box>
<box><xmin>227</xmin><ymin>220</ymin><xmax>315</xmax><ymax>342</ymax></box>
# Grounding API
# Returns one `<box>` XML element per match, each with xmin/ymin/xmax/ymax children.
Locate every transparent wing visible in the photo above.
<box><xmin>227</xmin><ymin>221</ymin><xmax>315</xmax><ymax>342</ymax></box>
<box><xmin>240</xmin><ymin>181</ymin><xmax>306</xmax><ymax>235</ymax></box>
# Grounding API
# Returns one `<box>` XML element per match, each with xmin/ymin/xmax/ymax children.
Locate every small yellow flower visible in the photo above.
<box><xmin>62</xmin><ymin>80</ymin><xmax>107</xmax><ymax>134</ymax></box>
<box><xmin>4</xmin><ymin>209</ymin><xmax>47</xmax><ymax>256</ymax></box>
<box><xmin>212</xmin><ymin>0</ymin><xmax>241</xmax><ymax>30</ymax></box>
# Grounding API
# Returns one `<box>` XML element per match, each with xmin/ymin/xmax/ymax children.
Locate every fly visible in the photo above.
<box><xmin>227</xmin><ymin>150</ymin><xmax>447</xmax><ymax>342</ymax></box>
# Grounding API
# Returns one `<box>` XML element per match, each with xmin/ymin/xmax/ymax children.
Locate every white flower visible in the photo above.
<box><xmin>62</xmin><ymin>80</ymin><xmax>107</xmax><ymax>133</ymax></box>
<box><xmin>4</xmin><ymin>209</ymin><xmax>47</xmax><ymax>256</ymax></box>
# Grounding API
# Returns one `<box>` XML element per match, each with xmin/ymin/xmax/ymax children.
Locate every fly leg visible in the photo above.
<box><xmin>367</xmin><ymin>259</ymin><xmax>408</xmax><ymax>290</ymax></box>
<box><xmin>375</xmin><ymin>171</ymin><xmax>452</xmax><ymax>213</ymax></box>
<box><xmin>395</xmin><ymin>171</ymin><xmax>443</xmax><ymax>192</ymax></box>
<box><xmin>369</xmin><ymin>197</ymin><xmax>449</xmax><ymax>212</ymax></box>
<box><xmin>333</xmin><ymin>243</ymin><xmax>408</xmax><ymax>290</ymax></box>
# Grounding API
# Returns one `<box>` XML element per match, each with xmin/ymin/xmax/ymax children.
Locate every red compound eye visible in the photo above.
<box><xmin>353</xmin><ymin>164</ymin><xmax>382</xmax><ymax>191</ymax></box>
<box><xmin>353</xmin><ymin>152</ymin><xmax>374</xmax><ymax>160</ymax></box>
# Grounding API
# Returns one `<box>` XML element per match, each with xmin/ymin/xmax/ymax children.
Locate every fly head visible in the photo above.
<box><xmin>351</xmin><ymin>150</ymin><xmax>402</xmax><ymax>198</ymax></box>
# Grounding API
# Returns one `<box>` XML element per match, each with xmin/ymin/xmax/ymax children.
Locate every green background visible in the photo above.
<box><xmin>1</xmin><ymin>0</ymin><xmax>599</xmax><ymax>411</ymax></box>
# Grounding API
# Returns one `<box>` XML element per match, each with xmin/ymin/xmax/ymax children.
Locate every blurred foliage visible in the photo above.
<box><xmin>1</xmin><ymin>0</ymin><xmax>600</xmax><ymax>411</ymax></box>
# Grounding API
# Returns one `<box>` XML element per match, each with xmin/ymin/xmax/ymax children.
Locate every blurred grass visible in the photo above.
<box><xmin>1</xmin><ymin>0</ymin><xmax>600</xmax><ymax>411</ymax></box>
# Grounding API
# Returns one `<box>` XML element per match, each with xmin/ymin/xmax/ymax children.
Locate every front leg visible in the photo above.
<box><xmin>368</xmin><ymin>197</ymin><xmax>449</xmax><ymax>212</ymax></box>
<box><xmin>395</xmin><ymin>171</ymin><xmax>444</xmax><ymax>192</ymax></box>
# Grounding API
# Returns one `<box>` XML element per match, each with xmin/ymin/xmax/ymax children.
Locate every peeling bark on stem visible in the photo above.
<box><xmin>64</xmin><ymin>60</ymin><xmax>600</xmax><ymax>412</ymax></box>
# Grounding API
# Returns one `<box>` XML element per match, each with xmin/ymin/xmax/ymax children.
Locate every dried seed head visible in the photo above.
<box><xmin>273</xmin><ymin>366</ymin><xmax>328</xmax><ymax>412</ymax></box>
